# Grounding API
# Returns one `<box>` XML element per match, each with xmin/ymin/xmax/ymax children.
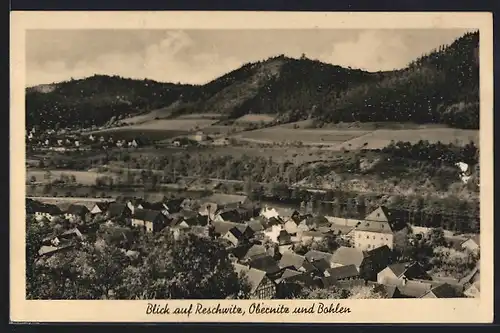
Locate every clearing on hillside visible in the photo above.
<box><xmin>234</xmin><ymin>114</ymin><xmax>276</xmax><ymax>124</ymax></box>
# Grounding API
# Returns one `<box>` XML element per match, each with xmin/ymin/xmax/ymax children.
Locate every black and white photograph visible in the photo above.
<box><xmin>11</xmin><ymin>11</ymin><xmax>493</xmax><ymax>323</ymax></box>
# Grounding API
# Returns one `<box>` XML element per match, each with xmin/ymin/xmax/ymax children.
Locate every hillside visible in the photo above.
<box><xmin>26</xmin><ymin>31</ymin><xmax>479</xmax><ymax>131</ymax></box>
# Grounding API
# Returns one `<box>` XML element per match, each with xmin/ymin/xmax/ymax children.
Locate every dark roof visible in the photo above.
<box><xmin>425</xmin><ymin>283</ymin><xmax>463</xmax><ymax>298</ymax></box>
<box><xmin>212</xmin><ymin>221</ymin><xmax>240</xmax><ymax>235</ymax></box>
<box><xmin>244</xmin><ymin>244</ymin><xmax>267</xmax><ymax>260</ymax></box>
<box><xmin>388</xmin><ymin>262</ymin><xmax>428</xmax><ymax>279</ymax></box>
<box><xmin>278</xmin><ymin>251</ymin><xmax>306</xmax><ymax>270</ymax></box>
<box><xmin>231</xmin><ymin>243</ymin><xmax>254</xmax><ymax>260</ymax></box>
<box><xmin>66</xmin><ymin>204</ymin><xmax>89</xmax><ymax>215</ymax></box>
<box><xmin>165</xmin><ymin>198</ymin><xmax>185</xmax><ymax>212</ymax></box>
<box><xmin>249</xmin><ymin>254</ymin><xmax>281</xmax><ymax>275</ymax></box>
<box><xmin>247</xmin><ymin>220</ymin><xmax>264</xmax><ymax>232</ymax></box>
<box><xmin>219</xmin><ymin>209</ymin><xmax>242</xmax><ymax>222</ymax></box>
<box><xmin>227</xmin><ymin>226</ymin><xmax>244</xmax><ymax>239</ymax></box>
<box><xmin>397</xmin><ymin>281</ymin><xmax>433</xmax><ymax>298</ymax></box>
<box><xmin>36</xmin><ymin>204</ymin><xmax>62</xmax><ymax>215</ymax></box>
<box><xmin>305</xmin><ymin>216</ymin><xmax>330</xmax><ymax>227</ymax></box>
<box><xmin>93</xmin><ymin>202</ymin><xmax>110</xmax><ymax>211</ymax></box>
<box><xmin>326</xmin><ymin>264</ymin><xmax>360</xmax><ymax>280</ymax></box>
<box><xmin>278</xmin><ymin>230</ymin><xmax>292</xmax><ymax>245</ymax></box>
<box><xmin>363</xmin><ymin>206</ymin><xmax>407</xmax><ymax>232</ymax></box>
<box><xmin>107</xmin><ymin>203</ymin><xmax>129</xmax><ymax>217</ymax></box>
<box><xmin>132</xmin><ymin>209</ymin><xmax>164</xmax><ymax>222</ymax></box>
<box><xmin>140</xmin><ymin>201</ymin><xmax>166</xmax><ymax>211</ymax></box>
<box><xmin>310</xmin><ymin>258</ymin><xmax>331</xmax><ymax>273</ymax></box>
<box><xmin>233</xmin><ymin>263</ymin><xmax>267</xmax><ymax>294</ymax></box>
<box><xmin>304</xmin><ymin>250</ymin><xmax>333</xmax><ymax>263</ymax></box>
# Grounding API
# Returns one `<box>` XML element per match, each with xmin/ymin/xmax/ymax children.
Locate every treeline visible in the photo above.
<box><xmin>27</xmin><ymin>32</ymin><xmax>479</xmax><ymax>131</ymax></box>
<box><xmin>317</xmin><ymin>31</ymin><xmax>479</xmax><ymax>129</ymax></box>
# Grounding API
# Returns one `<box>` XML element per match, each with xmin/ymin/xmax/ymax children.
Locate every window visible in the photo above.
<box><xmin>367</xmin><ymin>244</ymin><xmax>371</xmax><ymax>249</ymax></box>
<box><xmin>366</xmin><ymin>235</ymin><xmax>369</xmax><ymax>239</ymax></box>
<box><xmin>373</xmin><ymin>236</ymin><xmax>375</xmax><ymax>239</ymax></box>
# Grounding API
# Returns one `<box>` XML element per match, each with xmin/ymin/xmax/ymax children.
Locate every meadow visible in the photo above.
<box><xmin>89</xmin><ymin>119</ymin><xmax>217</xmax><ymax>141</ymax></box>
<box><xmin>26</xmin><ymin>169</ymin><xmax>107</xmax><ymax>185</ymax></box>
<box><xmin>234</xmin><ymin>113</ymin><xmax>276</xmax><ymax>124</ymax></box>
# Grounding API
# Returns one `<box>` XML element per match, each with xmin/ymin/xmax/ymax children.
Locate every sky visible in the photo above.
<box><xmin>26</xmin><ymin>29</ymin><xmax>473</xmax><ymax>87</ymax></box>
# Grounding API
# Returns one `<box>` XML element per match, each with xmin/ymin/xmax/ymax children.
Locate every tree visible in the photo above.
<box><xmin>298</xmin><ymin>286</ymin><xmax>351</xmax><ymax>299</ymax></box>
<box><xmin>428</xmin><ymin>227</ymin><xmax>446</xmax><ymax>248</ymax></box>
<box><xmin>120</xmin><ymin>233</ymin><xmax>245</xmax><ymax>299</ymax></box>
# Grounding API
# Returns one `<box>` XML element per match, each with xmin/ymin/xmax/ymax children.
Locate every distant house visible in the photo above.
<box><xmin>34</xmin><ymin>204</ymin><xmax>62</xmax><ymax>221</ymax></box>
<box><xmin>59</xmin><ymin>227</ymin><xmax>85</xmax><ymax>242</ymax></box>
<box><xmin>242</xmin><ymin>244</ymin><xmax>268</xmax><ymax>262</ymax></box>
<box><xmin>107</xmin><ymin>203</ymin><xmax>132</xmax><ymax>223</ymax></box>
<box><xmin>90</xmin><ymin>202</ymin><xmax>110</xmax><ymax>215</ymax></box>
<box><xmin>377</xmin><ymin>262</ymin><xmax>431</xmax><ymax>286</ymax></box>
<box><xmin>64</xmin><ymin>204</ymin><xmax>90</xmax><ymax>221</ymax></box>
<box><xmin>164</xmin><ymin>198</ymin><xmax>185</xmax><ymax>214</ymax></box>
<box><xmin>131</xmin><ymin>209</ymin><xmax>168</xmax><ymax>233</ymax></box>
<box><xmin>353</xmin><ymin>206</ymin><xmax>409</xmax><ymax>251</ymax></box>
<box><xmin>38</xmin><ymin>244</ymin><xmax>74</xmax><ymax>257</ymax></box>
<box><xmin>299</xmin><ymin>230</ymin><xmax>325</xmax><ymax>244</ymax></box>
<box><xmin>198</xmin><ymin>202</ymin><xmax>218</xmax><ymax>221</ymax></box>
<box><xmin>247</xmin><ymin>219</ymin><xmax>265</xmax><ymax>234</ymax></box>
<box><xmin>201</xmin><ymin>193</ymin><xmax>249</xmax><ymax>210</ymax></box>
<box><xmin>193</xmin><ymin>131</ymin><xmax>207</xmax><ymax>142</ymax></box>
<box><xmin>362</xmin><ymin>245</ymin><xmax>393</xmax><ymax>279</ymax></box>
<box><xmin>125</xmin><ymin>198</ymin><xmax>146</xmax><ymax>215</ymax></box>
<box><xmin>138</xmin><ymin>201</ymin><xmax>169</xmax><ymax>216</ymax></box>
<box><xmin>215</xmin><ymin>209</ymin><xmax>244</xmax><ymax>223</ymax></box>
<box><xmin>233</xmin><ymin>263</ymin><xmax>276</xmax><ymax>299</ymax></box>
<box><xmin>460</xmin><ymin>235</ymin><xmax>480</xmax><ymax>253</ymax></box>
<box><xmin>309</xmin><ymin>258</ymin><xmax>331</xmax><ymax>276</ymax></box>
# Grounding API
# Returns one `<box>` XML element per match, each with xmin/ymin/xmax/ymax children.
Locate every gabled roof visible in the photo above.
<box><xmin>61</xmin><ymin>227</ymin><xmax>84</xmax><ymax>239</ymax></box>
<box><xmin>249</xmin><ymin>254</ymin><xmax>281</xmax><ymax>275</ymax></box>
<box><xmin>107</xmin><ymin>203</ymin><xmax>130</xmax><ymax>217</ymax></box>
<box><xmin>459</xmin><ymin>266</ymin><xmax>480</xmax><ymax>286</ymax></box>
<box><xmin>326</xmin><ymin>264</ymin><xmax>360</xmax><ymax>280</ymax></box>
<box><xmin>311</xmin><ymin>258</ymin><xmax>331</xmax><ymax>273</ymax></box>
<box><xmin>247</xmin><ymin>220</ymin><xmax>264</xmax><ymax>232</ymax></box>
<box><xmin>139</xmin><ymin>201</ymin><xmax>166</xmax><ymax>211</ymax></box>
<box><xmin>301</xmin><ymin>231</ymin><xmax>325</xmax><ymax>238</ymax></box>
<box><xmin>212</xmin><ymin>220</ymin><xmax>240</xmax><ymax>235</ymax></box>
<box><xmin>35</xmin><ymin>204</ymin><xmax>63</xmax><ymax>215</ymax></box>
<box><xmin>331</xmin><ymin>246</ymin><xmax>365</xmax><ymax>267</ymax></box>
<box><xmin>387</xmin><ymin>262</ymin><xmax>428</xmax><ymax>279</ymax></box>
<box><xmin>461</xmin><ymin>234</ymin><xmax>480</xmax><ymax>246</ymax></box>
<box><xmin>233</xmin><ymin>263</ymin><xmax>267</xmax><ymax>294</ymax></box>
<box><xmin>227</xmin><ymin>226</ymin><xmax>244</xmax><ymax>239</ymax></box>
<box><xmin>219</xmin><ymin>209</ymin><xmax>242</xmax><ymax>222</ymax></box>
<box><xmin>244</xmin><ymin>244</ymin><xmax>267</xmax><ymax>260</ymax></box>
<box><xmin>278</xmin><ymin>230</ymin><xmax>292</xmax><ymax>245</ymax></box>
<box><xmin>132</xmin><ymin>209</ymin><xmax>164</xmax><ymax>222</ymax></box>
<box><xmin>397</xmin><ymin>280</ymin><xmax>433</xmax><ymax>298</ymax></box>
<box><xmin>278</xmin><ymin>251</ymin><xmax>306</xmax><ymax>270</ymax></box>
<box><xmin>304</xmin><ymin>250</ymin><xmax>333</xmax><ymax>263</ymax></box>
<box><xmin>93</xmin><ymin>202</ymin><xmax>110</xmax><ymax>211</ymax></box>
<box><xmin>423</xmin><ymin>283</ymin><xmax>462</xmax><ymax>298</ymax></box>
<box><xmin>355</xmin><ymin>220</ymin><xmax>394</xmax><ymax>234</ymax></box>
<box><xmin>363</xmin><ymin>206</ymin><xmax>407</xmax><ymax>232</ymax></box>
<box><xmin>165</xmin><ymin>198</ymin><xmax>185</xmax><ymax>212</ymax></box>
<box><xmin>66</xmin><ymin>204</ymin><xmax>89</xmax><ymax>215</ymax></box>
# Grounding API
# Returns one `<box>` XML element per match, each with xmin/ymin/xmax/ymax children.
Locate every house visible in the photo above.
<box><xmin>421</xmin><ymin>283</ymin><xmax>464</xmax><ymax>298</ymax></box>
<box><xmin>59</xmin><ymin>227</ymin><xmax>85</xmax><ymax>242</ymax></box>
<box><xmin>222</xmin><ymin>225</ymin><xmax>251</xmax><ymax>247</ymax></box>
<box><xmin>299</xmin><ymin>231</ymin><xmax>325</xmax><ymax>244</ymax></box>
<box><xmin>215</xmin><ymin>209</ymin><xmax>244</xmax><ymax>223</ymax></box>
<box><xmin>64</xmin><ymin>204</ymin><xmax>90</xmax><ymax>221</ymax></box>
<box><xmin>377</xmin><ymin>262</ymin><xmax>431</xmax><ymax>286</ymax></box>
<box><xmin>460</xmin><ymin>265</ymin><xmax>480</xmax><ymax>298</ymax></box>
<box><xmin>170</xmin><ymin>215</ymin><xmax>204</xmax><ymax>240</ymax></box>
<box><xmin>233</xmin><ymin>263</ymin><xmax>276</xmax><ymax>299</ymax></box>
<box><xmin>353</xmin><ymin>206</ymin><xmax>408</xmax><ymax>251</ymax></box>
<box><xmin>330</xmin><ymin>246</ymin><xmax>366</xmax><ymax>271</ymax></box>
<box><xmin>38</xmin><ymin>244</ymin><xmax>74</xmax><ymax>257</ymax></box>
<box><xmin>284</xmin><ymin>220</ymin><xmax>299</xmax><ymax>235</ymax></box>
<box><xmin>460</xmin><ymin>235</ymin><xmax>480</xmax><ymax>253</ymax></box>
<box><xmin>106</xmin><ymin>203</ymin><xmax>132</xmax><ymax>223</ymax></box>
<box><xmin>277</xmin><ymin>230</ymin><xmax>292</xmax><ymax>246</ymax></box>
<box><xmin>384</xmin><ymin>280</ymin><xmax>434</xmax><ymax>298</ymax></box>
<box><xmin>193</xmin><ymin>131</ymin><xmax>207</xmax><ymax>142</ymax></box>
<box><xmin>163</xmin><ymin>198</ymin><xmax>185</xmax><ymax>214</ymax></box>
<box><xmin>242</xmin><ymin>244</ymin><xmax>268</xmax><ymax>262</ymax></box>
<box><xmin>304</xmin><ymin>250</ymin><xmax>333</xmax><ymax>264</ymax></box>
<box><xmin>278</xmin><ymin>251</ymin><xmax>307</xmax><ymax>271</ymax></box>
<box><xmin>212</xmin><ymin>220</ymin><xmax>241</xmax><ymax>237</ymax></box>
<box><xmin>124</xmin><ymin>198</ymin><xmax>145</xmax><ymax>214</ymax></box>
<box><xmin>137</xmin><ymin>201</ymin><xmax>169</xmax><ymax>216</ymax></box>
<box><xmin>324</xmin><ymin>264</ymin><xmax>360</xmax><ymax>281</ymax></box>
<box><xmin>248</xmin><ymin>254</ymin><xmax>282</xmax><ymax>277</ymax></box>
<box><xmin>131</xmin><ymin>209</ymin><xmax>168</xmax><ymax>233</ymax></box>
<box><xmin>361</xmin><ymin>245</ymin><xmax>393</xmax><ymax>279</ymax></box>
<box><xmin>247</xmin><ymin>219</ymin><xmax>264</xmax><ymax>234</ymax></box>
<box><xmin>201</xmin><ymin>193</ymin><xmax>249</xmax><ymax>210</ymax></box>
<box><xmin>90</xmin><ymin>202</ymin><xmax>111</xmax><ymax>215</ymax></box>
<box><xmin>34</xmin><ymin>204</ymin><xmax>62</xmax><ymax>221</ymax></box>
<box><xmin>309</xmin><ymin>258</ymin><xmax>331</xmax><ymax>276</ymax></box>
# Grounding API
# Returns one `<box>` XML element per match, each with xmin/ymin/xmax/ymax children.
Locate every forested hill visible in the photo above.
<box><xmin>26</xmin><ymin>31</ymin><xmax>479</xmax><ymax>130</ymax></box>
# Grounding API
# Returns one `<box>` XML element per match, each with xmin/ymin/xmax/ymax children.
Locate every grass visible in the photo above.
<box><xmin>233</xmin><ymin>124</ymin><xmax>479</xmax><ymax>150</ymax></box>
<box><xmin>235</xmin><ymin>114</ymin><xmax>276</xmax><ymax>124</ymax></box>
<box><xmin>88</xmin><ymin>119</ymin><xmax>217</xmax><ymax>141</ymax></box>
<box><xmin>27</xmin><ymin>169</ymin><xmax>107</xmax><ymax>185</ymax></box>
<box><xmin>234</xmin><ymin>127</ymin><xmax>369</xmax><ymax>146</ymax></box>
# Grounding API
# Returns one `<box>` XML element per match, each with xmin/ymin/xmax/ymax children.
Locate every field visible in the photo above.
<box><xmin>234</xmin><ymin>114</ymin><xmax>276</xmax><ymax>124</ymax></box>
<box><xmin>232</xmin><ymin>125</ymin><xmax>479</xmax><ymax>150</ymax></box>
<box><xmin>27</xmin><ymin>169</ymin><xmax>108</xmax><ymax>185</ymax></box>
<box><xmin>233</xmin><ymin>127</ymin><xmax>369</xmax><ymax>146</ymax></box>
<box><xmin>89</xmin><ymin>119</ymin><xmax>217</xmax><ymax>141</ymax></box>
<box><xmin>338</xmin><ymin>128</ymin><xmax>479</xmax><ymax>150</ymax></box>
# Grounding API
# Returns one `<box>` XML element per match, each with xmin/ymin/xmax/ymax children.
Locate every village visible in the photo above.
<box><xmin>27</xmin><ymin>190</ymin><xmax>480</xmax><ymax>300</ymax></box>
